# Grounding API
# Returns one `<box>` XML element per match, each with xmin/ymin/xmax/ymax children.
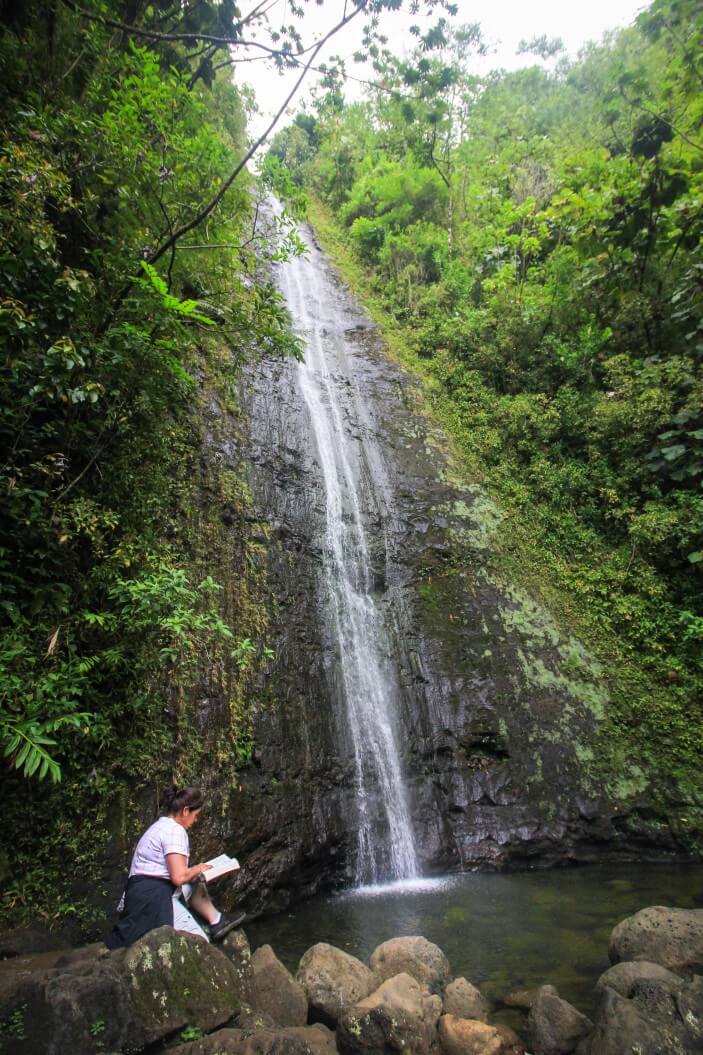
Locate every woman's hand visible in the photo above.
<box><xmin>189</xmin><ymin>862</ymin><xmax>213</xmax><ymax>883</ymax></box>
<box><xmin>166</xmin><ymin>853</ymin><xmax>213</xmax><ymax>887</ymax></box>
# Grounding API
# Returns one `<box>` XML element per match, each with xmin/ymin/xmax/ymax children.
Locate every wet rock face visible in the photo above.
<box><xmin>221</xmin><ymin>219</ymin><xmax>679</xmax><ymax>913</ymax></box>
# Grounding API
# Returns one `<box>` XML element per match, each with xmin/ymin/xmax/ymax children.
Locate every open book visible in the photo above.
<box><xmin>203</xmin><ymin>853</ymin><xmax>240</xmax><ymax>883</ymax></box>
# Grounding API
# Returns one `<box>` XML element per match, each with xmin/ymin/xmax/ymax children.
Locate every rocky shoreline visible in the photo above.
<box><xmin>1</xmin><ymin>905</ymin><xmax>702</xmax><ymax>1053</ymax></box>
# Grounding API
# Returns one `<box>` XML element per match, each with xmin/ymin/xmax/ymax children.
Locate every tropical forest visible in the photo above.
<box><xmin>0</xmin><ymin>0</ymin><xmax>702</xmax><ymax>1051</ymax></box>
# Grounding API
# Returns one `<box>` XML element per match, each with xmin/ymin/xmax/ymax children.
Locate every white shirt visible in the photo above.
<box><xmin>129</xmin><ymin>816</ymin><xmax>189</xmax><ymax>879</ymax></box>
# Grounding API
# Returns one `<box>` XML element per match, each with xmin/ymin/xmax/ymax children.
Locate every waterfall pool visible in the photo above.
<box><xmin>246</xmin><ymin>862</ymin><xmax>701</xmax><ymax>1015</ymax></box>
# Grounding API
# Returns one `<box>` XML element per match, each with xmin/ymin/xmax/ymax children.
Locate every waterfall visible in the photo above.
<box><xmin>274</xmin><ymin>218</ymin><xmax>419</xmax><ymax>884</ymax></box>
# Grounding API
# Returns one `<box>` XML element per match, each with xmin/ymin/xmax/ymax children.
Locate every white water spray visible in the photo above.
<box><xmin>274</xmin><ymin>220</ymin><xmax>419</xmax><ymax>883</ymax></box>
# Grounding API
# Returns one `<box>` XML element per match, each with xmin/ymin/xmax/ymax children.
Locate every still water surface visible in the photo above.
<box><xmin>247</xmin><ymin>863</ymin><xmax>701</xmax><ymax>1014</ymax></box>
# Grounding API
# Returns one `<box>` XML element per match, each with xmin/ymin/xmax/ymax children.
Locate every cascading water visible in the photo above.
<box><xmin>274</xmin><ymin>215</ymin><xmax>419</xmax><ymax>884</ymax></box>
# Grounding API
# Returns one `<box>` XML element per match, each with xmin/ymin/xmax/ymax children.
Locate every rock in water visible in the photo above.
<box><xmin>250</xmin><ymin>944</ymin><xmax>308</xmax><ymax>1026</ymax></box>
<box><xmin>595</xmin><ymin>960</ymin><xmax>682</xmax><ymax>997</ymax></box>
<box><xmin>337</xmin><ymin>1004</ymin><xmax>427</xmax><ymax>1055</ymax></box>
<box><xmin>526</xmin><ymin>986</ymin><xmax>592</xmax><ymax>1055</ymax></box>
<box><xmin>609</xmin><ymin>906</ymin><xmax>703</xmax><ymax>973</ymax></box>
<box><xmin>296</xmin><ymin>942</ymin><xmax>376</xmax><ymax>1026</ymax></box>
<box><xmin>337</xmin><ymin>971</ymin><xmax>441</xmax><ymax>1055</ymax></box>
<box><xmin>443</xmin><ymin>977</ymin><xmax>490</xmax><ymax>1022</ymax></box>
<box><xmin>369</xmin><ymin>936</ymin><xmax>452</xmax><ymax>994</ymax></box>
<box><xmin>437</xmin><ymin>1014</ymin><xmax>503</xmax><ymax>1055</ymax></box>
<box><xmin>586</xmin><ymin>970</ymin><xmax>703</xmax><ymax>1054</ymax></box>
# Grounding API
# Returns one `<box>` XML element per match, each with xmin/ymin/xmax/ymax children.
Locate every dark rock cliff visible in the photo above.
<box><xmin>207</xmin><ymin>222</ymin><xmax>687</xmax><ymax>919</ymax></box>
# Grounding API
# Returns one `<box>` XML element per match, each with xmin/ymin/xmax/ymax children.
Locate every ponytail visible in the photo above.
<box><xmin>159</xmin><ymin>785</ymin><xmax>205</xmax><ymax>816</ymax></box>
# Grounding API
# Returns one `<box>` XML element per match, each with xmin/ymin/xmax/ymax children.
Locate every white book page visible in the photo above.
<box><xmin>203</xmin><ymin>853</ymin><xmax>240</xmax><ymax>882</ymax></box>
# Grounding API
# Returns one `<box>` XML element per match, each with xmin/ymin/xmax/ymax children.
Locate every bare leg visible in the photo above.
<box><xmin>188</xmin><ymin>883</ymin><xmax>220</xmax><ymax>926</ymax></box>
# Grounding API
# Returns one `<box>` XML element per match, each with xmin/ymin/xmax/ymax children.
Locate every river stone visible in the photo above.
<box><xmin>338</xmin><ymin>972</ymin><xmax>441</xmax><ymax>1055</ymax></box>
<box><xmin>502</xmin><ymin>985</ymin><xmax>554</xmax><ymax>1011</ymax></box>
<box><xmin>221</xmin><ymin>929</ymin><xmax>254</xmax><ymax>1004</ymax></box>
<box><xmin>443</xmin><ymin>977</ymin><xmax>490</xmax><ymax>1021</ymax></box>
<box><xmin>285</xmin><ymin>1023</ymin><xmax>338</xmax><ymax>1055</ymax></box>
<box><xmin>296</xmin><ymin>942</ymin><xmax>376</xmax><ymax>1026</ymax></box>
<box><xmin>337</xmin><ymin>1003</ymin><xmax>427</xmax><ymax>1055</ymax></box>
<box><xmin>369</xmin><ymin>936</ymin><xmax>451</xmax><ymax>993</ymax></box>
<box><xmin>585</xmin><ymin>985</ymin><xmax>684</xmax><ymax>1054</ymax></box>
<box><xmin>251</xmin><ymin>944</ymin><xmax>308</xmax><ymax>1026</ymax></box>
<box><xmin>526</xmin><ymin>986</ymin><xmax>592</xmax><ymax>1055</ymax></box>
<box><xmin>609</xmin><ymin>906</ymin><xmax>703</xmax><ymax>973</ymax></box>
<box><xmin>493</xmin><ymin>1022</ymin><xmax>526</xmax><ymax>1055</ymax></box>
<box><xmin>437</xmin><ymin>1014</ymin><xmax>503</xmax><ymax>1055</ymax></box>
<box><xmin>169</xmin><ymin>1026</ymin><xmax>317</xmax><ymax>1055</ymax></box>
<box><xmin>0</xmin><ymin>927</ymin><xmax>242</xmax><ymax>1055</ymax></box>
<box><xmin>595</xmin><ymin>959</ymin><xmax>682</xmax><ymax>997</ymax></box>
<box><xmin>236</xmin><ymin>1005</ymin><xmax>278</xmax><ymax>1029</ymax></box>
<box><xmin>123</xmin><ymin>926</ymin><xmax>242</xmax><ymax>1042</ymax></box>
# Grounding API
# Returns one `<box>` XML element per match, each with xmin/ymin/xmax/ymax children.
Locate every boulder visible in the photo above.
<box><xmin>0</xmin><ymin>925</ymin><xmax>69</xmax><ymax>959</ymax></box>
<box><xmin>337</xmin><ymin>1003</ymin><xmax>429</xmax><ymax>1055</ymax></box>
<box><xmin>492</xmin><ymin>1022</ymin><xmax>526</xmax><ymax>1055</ymax></box>
<box><xmin>369</xmin><ymin>936</ymin><xmax>451</xmax><ymax>994</ymax></box>
<box><xmin>169</xmin><ymin>1026</ymin><xmax>316</xmax><ymax>1055</ymax></box>
<box><xmin>221</xmin><ymin>929</ymin><xmax>254</xmax><ymax>1005</ymax></box>
<box><xmin>0</xmin><ymin>927</ymin><xmax>242</xmax><ymax>1055</ymax></box>
<box><xmin>251</xmin><ymin>944</ymin><xmax>308</xmax><ymax>1026</ymax></box>
<box><xmin>526</xmin><ymin>986</ymin><xmax>592</xmax><ymax>1055</ymax></box>
<box><xmin>586</xmin><ymin>986</ymin><xmax>684</xmax><ymax>1054</ymax></box>
<box><xmin>502</xmin><ymin>986</ymin><xmax>551</xmax><ymax>1011</ymax></box>
<box><xmin>609</xmin><ymin>906</ymin><xmax>703</xmax><ymax>973</ymax></box>
<box><xmin>443</xmin><ymin>978</ymin><xmax>490</xmax><ymax>1022</ymax></box>
<box><xmin>235</xmin><ymin>1005</ymin><xmax>278</xmax><ymax>1030</ymax></box>
<box><xmin>437</xmin><ymin>1015</ymin><xmax>503</xmax><ymax>1055</ymax></box>
<box><xmin>285</xmin><ymin>1024</ymin><xmax>338</xmax><ymax>1055</ymax></box>
<box><xmin>296</xmin><ymin>942</ymin><xmax>376</xmax><ymax>1026</ymax></box>
<box><xmin>595</xmin><ymin>959</ymin><xmax>682</xmax><ymax>997</ymax></box>
<box><xmin>337</xmin><ymin>972</ymin><xmax>441</xmax><ymax>1055</ymax></box>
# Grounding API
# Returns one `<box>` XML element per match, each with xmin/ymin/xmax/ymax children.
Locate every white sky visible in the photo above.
<box><xmin>238</xmin><ymin>0</ymin><xmax>648</xmax><ymax>141</ymax></box>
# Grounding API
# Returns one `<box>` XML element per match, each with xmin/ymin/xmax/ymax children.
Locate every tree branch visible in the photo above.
<box><xmin>60</xmin><ymin>0</ymin><xmax>334</xmax><ymax>63</ymax></box>
<box><xmin>145</xmin><ymin>3</ymin><xmax>367</xmax><ymax>270</ymax></box>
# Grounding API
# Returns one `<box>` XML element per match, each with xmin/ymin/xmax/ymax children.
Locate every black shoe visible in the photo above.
<box><xmin>210</xmin><ymin>910</ymin><xmax>246</xmax><ymax>941</ymax></box>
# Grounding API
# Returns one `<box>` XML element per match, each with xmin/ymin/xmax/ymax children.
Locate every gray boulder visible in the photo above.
<box><xmin>0</xmin><ymin>927</ymin><xmax>242</xmax><ymax>1055</ymax></box>
<box><xmin>502</xmin><ymin>985</ymin><xmax>551</xmax><ymax>1011</ymax></box>
<box><xmin>169</xmin><ymin>1026</ymin><xmax>317</xmax><ymax>1055</ymax></box>
<box><xmin>587</xmin><ymin>970</ymin><xmax>703</xmax><ymax>1054</ymax></box>
<box><xmin>285</xmin><ymin>1023</ymin><xmax>338</xmax><ymax>1055</ymax></box>
<box><xmin>526</xmin><ymin>986</ymin><xmax>592</xmax><ymax>1055</ymax></box>
<box><xmin>609</xmin><ymin>906</ymin><xmax>703</xmax><ymax>973</ymax></box>
<box><xmin>443</xmin><ymin>977</ymin><xmax>490</xmax><ymax>1022</ymax></box>
<box><xmin>251</xmin><ymin>944</ymin><xmax>308</xmax><ymax>1026</ymax></box>
<box><xmin>437</xmin><ymin>1014</ymin><xmax>503</xmax><ymax>1055</ymax></box>
<box><xmin>369</xmin><ymin>936</ymin><xmax>451</xmax><ymax>994</ymax></box>
<box><xmin>0</xmin><ymin>925</ymin><xmax>69</xmax><ymax>959</ymax></box>
<box><xmin>296</xmin><ymin>942</ymin><xmax>376</xmax><ymax>1026</ymax></box>
<box><xmin>337</xmin><ymin>971</ymin><xmax>441</xmax><ymax>1055</ymax></box>
<box><xmin>221</xmin><ymin>929</ymin><xmax>255</xmax><ymax>1005</ymax></box>
<box><xmin>595</xmin><ymin>959</ymin><xmax>682</xmax><ymax>997</ymax></box>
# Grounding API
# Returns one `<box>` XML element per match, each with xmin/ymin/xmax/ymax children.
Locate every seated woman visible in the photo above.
<box><xmin>105</xmin><ymin>785</ymin><xmax>244</xmax><ymax>949</ymax></box>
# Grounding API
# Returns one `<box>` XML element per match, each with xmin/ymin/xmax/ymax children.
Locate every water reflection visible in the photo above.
<box><xmin>247</xmin><ymin>862</ymin><xmax>701</xmax><ymax>1013</ymax></box>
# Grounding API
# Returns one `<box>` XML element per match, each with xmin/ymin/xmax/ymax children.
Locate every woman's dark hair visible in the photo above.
<box><xmin>159</xmin><ymin>786</ymin><xmax>205</xmax><ymax>816</ymax></box>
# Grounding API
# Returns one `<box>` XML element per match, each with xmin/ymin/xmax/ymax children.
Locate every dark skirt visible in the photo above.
<box><xmin>104</xmin><ymin>875</ymin><xmax>175</xmax><ymax>949</ymax></box>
